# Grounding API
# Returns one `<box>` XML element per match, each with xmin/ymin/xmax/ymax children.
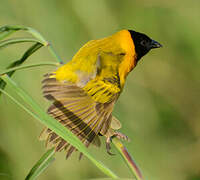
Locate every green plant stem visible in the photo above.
<box><xmin>112</xmin><ymin>138</ymin><xmax>144</xmax><ymax>180</ymax></box>
<box><xmin>25</xmin><ymin>148</ymin><xmax>55</xmax><ymax>180</ymax></box>
<box><xmin>0</xmin><ymin>43</ymin><xmax>43</xmax><ymax>96</ymax></box>
<box><xmin>0</xmin><ymin>75</ymin><xmax>118</xmax><ymax>179</ymax></box>
<box><xmin>0</xmin><ymin>62</ymin><xmax>59</xmax><ymax>75</ymax></box>
<box><xmin>0</xmin><ymin>26</ymin><xmax>21</xmax><ymax>40</ymax></box>
<box><xmin>0</xmin><ymin>88</ymin><xmax>45</xmax><ymax>125</ymax></box>
<box><xmin>0</xmin><ymin>25</ymin><xmax>63</xmax><ymax>64</ymax></box>
<box><xmin>47</xmin><ymin>44</ymin><xmax>63</xmax><ymax>64</ymax></box>
<box><xmin>25</xmin><ymin>27</ymin><xmax>63</xmax><ymax>64</ymax></box>
<box><xmin>0</xmin><ymin>38</ymin><xmax>42</xmax><ymax>49</ymax></box>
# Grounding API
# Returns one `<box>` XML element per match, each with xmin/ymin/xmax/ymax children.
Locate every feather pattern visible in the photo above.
<box><xmin>40</xmin><ymin>73</ymin><xmax>117</xmax><ymax>158</ymax></box>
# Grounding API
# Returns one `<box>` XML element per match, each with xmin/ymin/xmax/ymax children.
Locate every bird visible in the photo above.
<box><xmin>39</xmin><ymin>29</ymin><xmax>162</xmax><ymax>159</ymax></box>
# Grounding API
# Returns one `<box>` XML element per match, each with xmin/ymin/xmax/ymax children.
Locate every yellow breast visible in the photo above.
<box><xmin>114</xmin><ymin>30</ymin><xmax>136</xmax><ymax>87</ymax></box>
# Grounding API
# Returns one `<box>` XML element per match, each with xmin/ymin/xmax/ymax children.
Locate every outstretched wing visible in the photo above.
<box><xmin>40</xmin><ymin>51</ymin><xmax>124</xmax><ymax>158</ymax></box>
<box><xmin>40</xmin><ymin>74</ymin><xmax>116</xmax><ymax>158</ymax></box>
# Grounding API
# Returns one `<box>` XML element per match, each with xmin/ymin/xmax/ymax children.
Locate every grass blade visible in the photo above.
<box><xmin>0</xmin><ymin>25</ymin><xmax>63</xmax><ymax>64</ymax></box>
<box><xmin>0</xmin><ymin>25</ymin><xmax>23</xmax><ymax>41</ymax></box>
<box><xmin>6</xmin><ymin>42</ymin><xmax>43</xmax><ymax>69</ymax></box>
<box><xmin>25</xmin><ymin>148</ymin><xmax>55</xmax><ymax>180</ymax></box>
<box><xmin>0</xmin><ymin>75</ymin><xmax>118</xmax><ymax>179</ymax></box>
<box><xmin>0</xmin><ymin>38</ymin><xmax>41</xmax><ymax>50</ymax></box>
<box><xmin>24</xmin><ymin>26</ymin><xmax>63</xmax><ymax>64</ymax></box>
<box><xmin>0</xmin><ymin>42</ymin><xmax>43</xmax><ymax>96</ymax></box>
<box><xmin>112</xmin><ymin>138</ymin><xmax>144</xmax><ymax>180</ymax></box>
<box><xmin>0</xmin><ymin>62</ymin><xmax>59</xmax><ymax>75</ymax></box>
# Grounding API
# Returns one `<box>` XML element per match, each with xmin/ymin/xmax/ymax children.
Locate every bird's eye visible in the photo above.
<box><xmin>140</xmin><ymin>40</ymin><xmax>147</xmax><ymax>46</ymax></box>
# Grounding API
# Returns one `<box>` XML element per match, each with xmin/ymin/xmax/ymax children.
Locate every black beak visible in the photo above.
<box><xmin>151</xmin><ymin>40</ymin><xmax>162</xmax><ymax>49</ymax></box>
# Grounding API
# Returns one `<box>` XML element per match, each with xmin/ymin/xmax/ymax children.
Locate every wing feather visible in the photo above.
<box><xmin>40</xmin><ymin>74</ymin><xmax>115</xmax><ymax>158</ymax></box>
<box><xmin>40</xmin><ymin>51</ymin><xmax>124</xmax><ymax>158</ymax></box>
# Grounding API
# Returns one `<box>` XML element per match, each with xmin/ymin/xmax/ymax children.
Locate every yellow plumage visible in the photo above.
<box><xmin>40</xmin><ymin>29</ymin><xmax>162</xmax><ymax>158</ymax></box>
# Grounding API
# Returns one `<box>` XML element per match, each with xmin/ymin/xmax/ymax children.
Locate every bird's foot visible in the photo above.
<box><xmin>106</xmin><ymin>131</ymin><xmax>130</xmax><ymax>155</ymax></box>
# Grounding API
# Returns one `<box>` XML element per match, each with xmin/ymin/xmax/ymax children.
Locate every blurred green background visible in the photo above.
<box><xmin>0</xmin><ymin>0</ymin><xmax>200</xmax><ymax>180</ymax></box>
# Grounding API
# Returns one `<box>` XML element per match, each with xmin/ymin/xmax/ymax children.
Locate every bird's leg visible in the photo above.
<box><xmin>112</xmin><ymin>131</ymin><xmax>130</xmax><ymax>141</ymax></box>
<box><xmin>106</xmin><ymin>135</ymin><xmax>114</xmax><ymax>155</ymax></box>
<box><xmin>105</xmin><ymin>129</ymin><xmax>130</xmax><ymax>155</ymax></box>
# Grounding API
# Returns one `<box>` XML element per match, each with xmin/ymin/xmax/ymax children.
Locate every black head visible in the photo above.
<box><xmin>128</xmin><ymin>30</ymin><xmax>162</xmax><ymax>62</ymax></box>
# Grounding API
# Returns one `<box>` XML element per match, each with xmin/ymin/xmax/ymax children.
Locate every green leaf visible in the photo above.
<box><xmin>0</xmin><ymin>25</ymin><xmax>23</xmax><ymax>41</ymax></box>
<box><xmin>0</xmin><ymin>62</ymin><xmax>59</xmax><ymax>75</ymax></box>
<box><xmin>0</xmin><ymin>38</ymin><xmax>41</xmax><ymax>50</ymax></box>
<box><xmin>0</xmin><ymin>42</ymin><xmax>43</xmax><ymax>96</ymax></box>
<box><xmin>25</xmin><ymin>148</ymin><xmax>55</xmax><ymax>180</ymax></box>
<box><xmin>0</xmin><ymin>25</ymin><xmax>48</xmax><ymax>45</ymax></box>
<box><xmin>0</xmin><ymin>25</ymin><xmax>63</xmax><ymax>64</ymax></box>
<box><xmin>0</xmin><ymin>75</ymin><xmax>118</xmax><ymax>179</ymax></box>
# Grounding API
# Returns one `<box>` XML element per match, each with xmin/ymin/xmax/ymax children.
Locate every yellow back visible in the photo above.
<box><xmin>54</xmin><ymin>30</ymin><xmax>136</xmax><ymax>88</ymax></box>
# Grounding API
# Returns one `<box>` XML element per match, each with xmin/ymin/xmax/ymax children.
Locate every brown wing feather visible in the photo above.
<box><xmin>40</xmin><ymin>74</ymin><xmax>115</xmax><ymax>158</ymax></box>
